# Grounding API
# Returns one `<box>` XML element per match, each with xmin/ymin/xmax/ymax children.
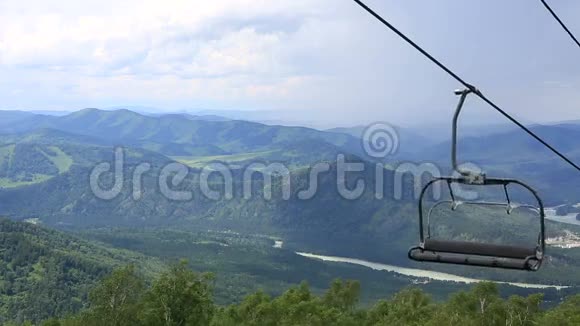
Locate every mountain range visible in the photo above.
<box><xmin>0</xmin><ymin>108</ymin><xmax>579</xmax><ymax>274</ymax></box>
<box><xmin>2</xmin><ymin>108</ymin><xmax>580</xmax><ymax>322</ymax></box>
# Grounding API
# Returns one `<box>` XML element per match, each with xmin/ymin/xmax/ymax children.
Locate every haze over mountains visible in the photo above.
<box><xmin>1</xmin><ymin>107</ymin><xmax>579</xmax><ymax>232</ymax></box>
<box><xmin>1</xmin><ymin>107</ymin><xmax>579</xmax><ymax>208</ymax></box>
<box><xmin>2</xmin><ymin>107</ymin><xmax>580</xmax><ymax>323</ymax></box>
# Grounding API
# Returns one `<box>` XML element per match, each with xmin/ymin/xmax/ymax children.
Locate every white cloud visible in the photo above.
<box><xmin>1</xmin><ymin>0</ymin><xmax>580</xmax><ymax>126</ymax></box>
<box><xmin>0</xmin><ymin>0</ymin><xmax>356</xmax><ymax>114</ymax></box>
<box><xmin>0</xmin><ymin>0</ymin><xmax>319</xmax><ymax>70</ymax></box>
<box><xmin>0</xmin><ymin>0</ymin><xmax>340</xmax><ymax>109</ymax></box>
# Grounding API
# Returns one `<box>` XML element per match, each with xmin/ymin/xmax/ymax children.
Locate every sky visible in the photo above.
<box><xmin>1</xmin><ymin>0</ymin><xmax>580</xmax><ymax>127</ymax></box>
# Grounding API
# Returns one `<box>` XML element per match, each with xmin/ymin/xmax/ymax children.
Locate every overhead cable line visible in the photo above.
<box><xmin>540</xmin><ymin>0</ymin><xmax>580</xmax><ymax>50</ymax></box>
<box><xmin>353</xmin><ymin>0</ymin><xmax>580</xmax><ymax>173</ymax></box>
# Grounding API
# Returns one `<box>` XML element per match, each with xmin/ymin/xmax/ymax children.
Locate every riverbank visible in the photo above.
<box><xmin>297</xmin><ymin>252</ymin><xmax>569</xmax><ymax>290</ymax></box>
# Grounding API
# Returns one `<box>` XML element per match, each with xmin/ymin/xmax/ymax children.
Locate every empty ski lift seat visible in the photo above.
<box><xmin>407</xmin><ymin>89</ymin><xmax>546</xmax><ymax>271</ymax></box>
<box><xmin>408</xmin><ymin>177</ymin><xmax>546</xmax><ymax>271</ymax></box>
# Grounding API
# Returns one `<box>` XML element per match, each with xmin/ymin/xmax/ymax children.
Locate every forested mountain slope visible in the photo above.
<box><xmin>0</xmin><ymin>219</ymin><xmax>163</xmax><ymax>323</ymax></box>
<box><xmin>34</xmin><ymin>263</ymin><xmax>580</xmax><ymax>326</ymax></box>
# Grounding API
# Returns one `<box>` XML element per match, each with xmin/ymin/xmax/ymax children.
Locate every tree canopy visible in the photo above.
<box><xmin>33</xmin><ymin>263</ymin><xmax>580</xmax><ymax>326</ymax></box>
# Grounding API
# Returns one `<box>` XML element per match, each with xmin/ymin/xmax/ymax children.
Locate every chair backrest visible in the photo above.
<box><xmin>417</xmin><ymin>177</ymin><xmax>545</xmax><ymax>256</ymax></box>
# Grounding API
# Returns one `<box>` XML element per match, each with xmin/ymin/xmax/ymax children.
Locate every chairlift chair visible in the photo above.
<box><xmin>408</xmin><ymin>88</ymin><xmax>546</xmax><ymax>271</ymax></box>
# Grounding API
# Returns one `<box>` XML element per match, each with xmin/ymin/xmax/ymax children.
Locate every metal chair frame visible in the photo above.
<box><xmin>408</xmin><ymin>89</ymin><xmax>546</xmax><ymax>271</ymax></box>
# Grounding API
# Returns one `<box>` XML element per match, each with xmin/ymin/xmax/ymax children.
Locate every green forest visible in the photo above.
<box><xmin>19</xmin><ymin>262</ymin><xmax>580</xmax><ymax>326</ymax></box>
<box><xmin>0</xmin><ymin>217</ymin><xmax>578</xmax><ymax>326</ymax></box>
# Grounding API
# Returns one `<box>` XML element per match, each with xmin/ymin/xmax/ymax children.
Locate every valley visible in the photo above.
<box><xmin>1</xmin><ymin>108</ymin><xmax>580</xmax><ymax>323</ymax></box>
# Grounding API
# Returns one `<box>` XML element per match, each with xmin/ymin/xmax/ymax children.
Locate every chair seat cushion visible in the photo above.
<box><xmin>423</xmin><ymin>239</ymin><xmax>536</xmax><ymax>259</ymax></box>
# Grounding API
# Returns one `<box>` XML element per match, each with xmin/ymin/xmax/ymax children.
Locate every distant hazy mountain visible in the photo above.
<box><xmin>326</xmin><ymin>125</ymin><xmax>436</xmax><ymax>154</ymax></box>
<box><xmin>400</xmin><ymin>121</ymin><xmax>519</xmax><ymax>143</ymax></box>
<box><xmin>191</xmin><ymin>109</ymin><xmax>334</xmax><ymax>129</ymax></box>
<box><xmin>28</xmin><ymin>110</ymin><xmax>72</xmax><ymax>116</ymax></box>
<box><xmin>402</xmin><ymin>123</ymin><xmax>580</xmax><ymax>204</ymax></box>
<box><xmin>143</xmin><ymin>112</ymin><xmax>231</xmax><ymax>122</ymax></box>
<box><xmin>0</xmin><ymin>110</ymin><xmax>42</xmax><ymax>130</ymax></box>
<box><xmin>0</xmin><ymin>108</ymin><xmax>365</xmax><ymax>158</ymax></box>
<box><xmin>417</xmin><ymin>124</ymin><xmax>580</xmax><ymax>163</ymax></box>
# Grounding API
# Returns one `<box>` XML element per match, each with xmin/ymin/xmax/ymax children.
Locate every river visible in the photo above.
<box><xmin>545</xmin><ymin>206</ymin><xmax>580</xmax><ymax>226</ymax></box>
<box><xmin>296</xmin><ymin>252</ymin><xmax>569</xmax><ymax>290</ymax></box>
